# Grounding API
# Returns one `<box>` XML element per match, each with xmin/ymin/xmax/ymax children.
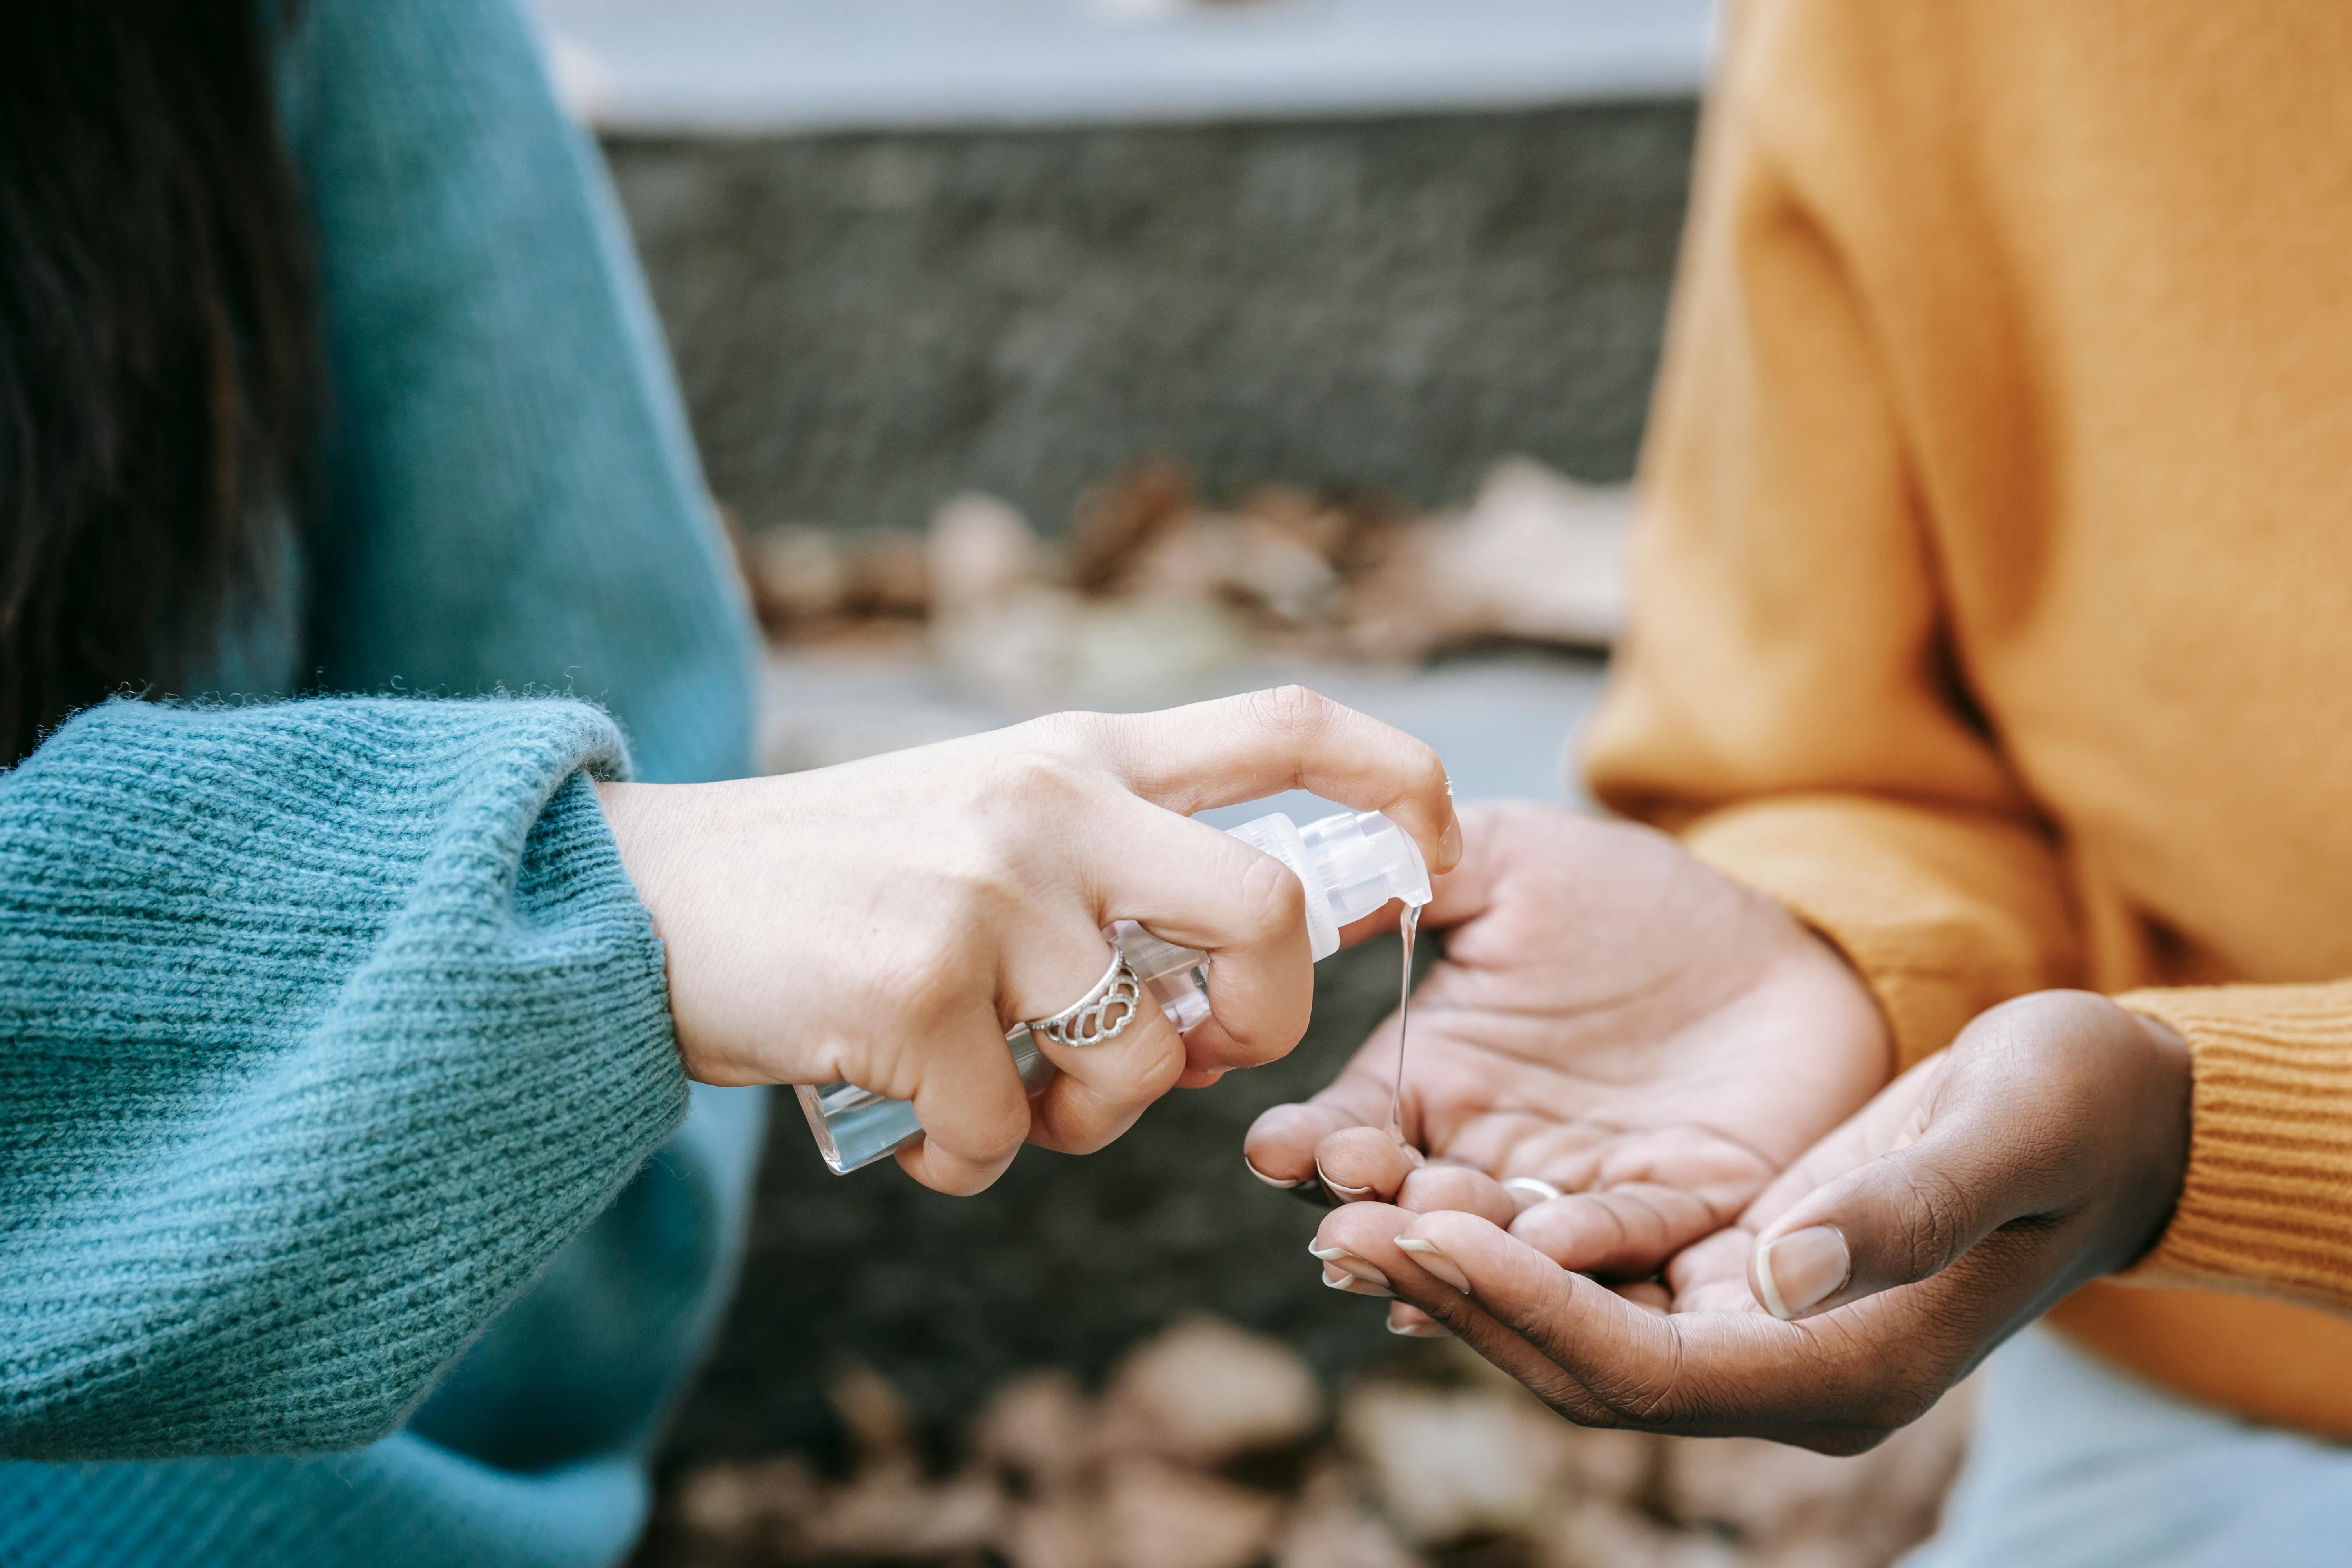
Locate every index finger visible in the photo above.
<box><xmin>1316</xmin><ymin>1207</ymin><xmax>1883</xmax><ymax>1447</ymax></box>
<box><xmin>1387</xmin><ymin>1211</ymin><xmax>1938</xmax><ymax>1443</ymax></box>
<box><xmin>1076</xmin><ymin>686</ymin><xmax>1460</xmax><ymax>875</ymax></box>
<box><xmin>1242</xmin><ymin>1033</ymin><xmax>1396</xmax><ymax>1187</ymax></box>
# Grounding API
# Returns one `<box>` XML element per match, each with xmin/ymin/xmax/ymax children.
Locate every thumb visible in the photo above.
<box><xmin>1746</xmin><ymin>990</ymin><xmax>2180</xmax><ymax>1323</ymax></box>
<box><xmin>1746</xmin><ymin>1115</ymin><xmax>2017</xmax><ymax>1323</ymax></box>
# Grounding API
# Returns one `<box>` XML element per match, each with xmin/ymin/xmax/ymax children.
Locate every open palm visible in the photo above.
<box><xmin>1243</xmin><ymin>800</ymin><xmax>1890</xmax><ymax>1318</ymax></box>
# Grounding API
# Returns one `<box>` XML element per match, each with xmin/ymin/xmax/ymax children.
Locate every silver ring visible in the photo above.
<box><xmin>1502</xmin><ymin>1176</ymin><xmax>1563</xmax><ymax>1212</ymax></box>
<box><xmin>1025</xmin><ymin>949</ymin><xmax>1145</xmax><ymax>1047</ymax></box>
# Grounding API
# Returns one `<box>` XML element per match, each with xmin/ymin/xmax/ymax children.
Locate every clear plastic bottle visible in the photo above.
<box><xmin>796</xmin><ymin>807</ymin><xmax>1434</xmax><ymax>1173</ymax></box>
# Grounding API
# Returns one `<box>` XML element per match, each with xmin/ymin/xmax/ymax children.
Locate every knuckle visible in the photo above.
<box><xmin>1397</xmin><ymin>733</ymin><xmax>1449</xmax><ymax>795</ymax></box>
<box><xmin>1247</xmin><ymin>683</ymin><xmax>1339</xmax><ymax>741</ymax></box>
<box><xmin>1606</xmin><ymin>1380</ymin><xmax>1678</xmax><ymax>1427</ymax></box>
<box><xmin>1591</xmin><ymin>1319</ymin><xmax>1688</xmax><ymax>1427</ymax></box>
<box><xmin>1117</xmin><ymin>1033</ymin><xmax>1190</xmax><ymax>1107</ymax></box>
<box><xmin>977</xmin><ymin>1098</ymin><xmax>1032</xmax><ymax>1158</ymax></box>
<box><xmin>959</xmin><ymin>750</ymin><xmax>1102</xmax><ymax>907</ymax></box>
<box><xmin>943</xmin><ymin>843</ymin><xmax>1024</xmax><ymax>927</ymax></box>
<box><xmin>980</xmin><ymin>746</ymin><xmax>1094</xmax><ymax>811</ymax></box>
<box><xmin>1026</xmin><ymin>708</ymin><xmax>1117</xmax><ymax>763</ymax></box>
<box><xmin>1890</xmin><ymin>1162</ymin><xmax>1980</xmax><ymax>1276</ymax></box>
<box><xmin>1528</xmin><ymin>1369</ymin><xmax>1621</xmax><ymax>1428</ymax></box>
<box><xmin>909</xmin><ymin>938</ymin><xmax>981</xmax><ymax>1015</ymax></box>
<box><xmin>860</xmin><ymin>938</ymin><xmax>985</xmax><ymax>1054</ymax></box>
<box><xmin>931</xmin><ymin>1087</ymin><xmax>1033</xmax><ymax>1170</ymax></box>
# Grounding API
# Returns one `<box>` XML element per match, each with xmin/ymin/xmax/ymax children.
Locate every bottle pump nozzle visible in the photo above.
<box><xmin>797</xmin><ymin>807</ymin><xmax>1432</xmax><ymax>1174</ymax></box>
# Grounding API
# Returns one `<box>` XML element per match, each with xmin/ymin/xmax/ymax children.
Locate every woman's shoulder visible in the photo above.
<box><xmin>274</xmin><ymin>0</ymin><xmax>559</xmax><ymax>180</ymax></box>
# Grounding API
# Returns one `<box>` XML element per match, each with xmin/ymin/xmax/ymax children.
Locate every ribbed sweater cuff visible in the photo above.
<box><xmin>0</xmin><ymin>695</ymin><xmax>690</xmax><ymax>1458</ymax></box>
<box><xmin>2115</xmin><ymin>983</ymin><xmax>2352</xmax><ymax>1312</ymax></box>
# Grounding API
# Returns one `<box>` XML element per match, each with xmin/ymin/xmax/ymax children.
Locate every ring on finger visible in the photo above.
<box><xmin>1502</xmin><ymin>1176</ymin><xmax>1564</xmax><ymax>1212</ymax></box>
<box><xmin>1025</xmin><ymin>948</ymin><xmax>1145</xmax><ymax>1047</ymax></box>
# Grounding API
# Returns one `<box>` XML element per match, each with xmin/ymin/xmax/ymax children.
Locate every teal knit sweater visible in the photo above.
<box><xmin>0</xmin><ymin>0</ymin><xmax>763</xmax><ymax>1561</ymax></box>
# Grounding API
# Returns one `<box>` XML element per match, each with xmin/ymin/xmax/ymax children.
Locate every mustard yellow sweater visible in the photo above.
<box><xmin>1585</xmin><ymin>0</ymin><xmax>2352</xmax><ymax>1437</ymax></box>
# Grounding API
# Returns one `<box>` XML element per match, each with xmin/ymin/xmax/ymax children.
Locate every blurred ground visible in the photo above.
<box><xmin>639</xmin><ymin>1314</ymin><xmax>1972</xmax><ymax>1568</ymax></box>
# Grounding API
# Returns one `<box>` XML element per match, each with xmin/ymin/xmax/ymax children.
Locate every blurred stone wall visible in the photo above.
<box><xmin>603</xmin><ymin>103</ymin><xmax>1695</xmax><ymax>1466</ymax></box>
<box><xmin>605</xmin><ymin>101</ymin><xmax>1696</xmax><ymax>535</ymax></box>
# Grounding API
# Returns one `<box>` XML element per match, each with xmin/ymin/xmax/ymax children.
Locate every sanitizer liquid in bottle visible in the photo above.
<box><xmin>797</xmin><ymin>807</ymin><xmax>1434</xmax><ymax>1174</ymax></box>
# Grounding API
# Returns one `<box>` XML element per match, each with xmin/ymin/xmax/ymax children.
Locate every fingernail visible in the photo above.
<box><xmin>1323</xmin><ymin>1265</ymin><xmax>1395</xmax><ymax>1298</ymax></box>
<box><xmin>1394</xmin><ymin>1237</ymin><xmax>1471</xmax><ymax>1293</ymax></box>
<box><xmin>1309</xmin><ymin>1243</ymin><xmax>1391</xmax><ymax>1290</ymax></box>
<box><xmin>1316</xmin><ymin>1160</ymin><xmax>1374</xmax><ymax>1201</ymax></box>
<box><xmin>1755</xmin><ymin>1225</ymin><xmax>1850</xmax><ymax>1320</ymax></box>
<box><xmin>1387</xmin><ymin>1318</ymin><xmax>1453</xmax><ymax>1339</ymax></box>
<box><xmin>1439</xmin><ymin>810</ymin><xmax>1463</xmax><ymax>871</ymax></box>
<box><xmin>1501</xmin><ymin>1176</ymin><xmax>1561</xmax><ymax>1213</ymax></box>
<box><xmin>1245</xmin><ymin>1156</ymin><xmax>1302</xmax><ymax>1190</ymax></box>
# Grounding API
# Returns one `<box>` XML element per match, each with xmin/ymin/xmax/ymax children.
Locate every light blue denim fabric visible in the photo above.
<box><xmin>1905</xmin><ymin>1325</ymin><xmax>2352</xmax><ymax>1568</ymax></box>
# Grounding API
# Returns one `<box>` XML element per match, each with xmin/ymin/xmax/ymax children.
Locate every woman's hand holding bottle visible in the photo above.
<box><xmin>597</xmin><ymin>687</ymin><xmax>1459</xmax><ymax>1195</ymax></box>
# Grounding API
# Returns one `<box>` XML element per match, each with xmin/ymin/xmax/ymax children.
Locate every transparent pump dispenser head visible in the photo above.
<box><xmin>797</xmin><ymin>806</ymin><xmax>1434</xmax><ymax>1174</ymax></box>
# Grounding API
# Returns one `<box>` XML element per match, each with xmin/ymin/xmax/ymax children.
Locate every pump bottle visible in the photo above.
<box><xmin>797</xmin><ymin>807</ymin><xmax>1433</xmax><ymax>1173</ymax></box>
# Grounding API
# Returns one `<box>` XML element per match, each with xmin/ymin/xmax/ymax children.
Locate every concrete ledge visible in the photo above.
<box><xmin>531</xmin><ymin>0</ymin><xmax>1714</xmax><ymax>133</ymax></box>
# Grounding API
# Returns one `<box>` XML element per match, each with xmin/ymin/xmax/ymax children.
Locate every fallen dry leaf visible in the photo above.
<box><xmin>1103</xmin><ymin>1456</ymin><xmax>1284</xmax><ymax>1568</ymax></box>
<box><xmin>1099</xmin><ymin>1316</ymin><xmax>1325</xmax><ymax>1468</ymax></box>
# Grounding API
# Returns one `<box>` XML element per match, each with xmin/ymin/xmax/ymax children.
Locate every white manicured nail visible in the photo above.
<box><xmin>1309</xmin><ymin>1242</ymin><xmax>1390</xmax><ymax>1290</ymax></box>
<box><xmin>1387</xmin><ymin>1318</ymin><xmax>1452</xmax><ymax>1338</ymax></box>
<box><xmin>1316</xmin><ymin>1160</ymin><xmax>1374</xmax><ymax>1200</ymax></box>
<box><xmin>1323</xmin><ymin>1265</ymin><xmax>1394</xmax><ymax>1298</ymax></box>
<box><xmin>1395</xmin><ymin>1237</ymin><xmax>1471</xmax><ymax>1293</ymax></box>
<box><xmin>1245</xmin><ymin>1156</ymin><xmax>1302</xmax><ymax>1190</ymax></box>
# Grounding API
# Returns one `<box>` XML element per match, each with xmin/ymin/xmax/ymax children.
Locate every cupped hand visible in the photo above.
<box><xmin>1308</xmin><ymin>990</ymin><xmax>2189</xmax><ymax>1451</ymax></box>
<box><xmin>599</xmin><ymin>687</ymin><xmax>1457</xmax><ymax>1195</ymax></box>
<box><xmin>1248</xmin><ymin>800</ymin><xmax>1890</xmax><ymax>1328</ymax></box>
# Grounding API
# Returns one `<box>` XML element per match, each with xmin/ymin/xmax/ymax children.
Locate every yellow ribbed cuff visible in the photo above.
<box><xmin>2116</xmin><ymin>983</ymin><xmax>2352</xmax><ymax>1313</ymax></box>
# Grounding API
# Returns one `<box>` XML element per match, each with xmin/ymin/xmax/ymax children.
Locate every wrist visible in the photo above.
<box><xmin>593</xmin><ymin>779</ymin><xmax>683</xmax><ymax>946</ymax></box>
<box><xmin>1793</xmin><ymin>920</ymin><xmax>1899</xmax><ymax>1085</ymax></box>
<box><xmin>2113</xmin><ymin>1004</ymin><xmax>2193</xmax><ymax>1271</ymax></box>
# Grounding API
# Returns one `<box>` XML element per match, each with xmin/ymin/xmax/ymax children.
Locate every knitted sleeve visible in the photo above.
<box><xmin>0</xmin><ymin>696</ymin><xmax>686</xmax><ymax>1461</ymax></box>
<box><xmin>2102</xmin><ymin>983</ymin><xmax>2352</xmax><ymax>1315</ymax></box>
<box><xmin>1580</xmin><ymin>0</ymin><xmax>2081</xmax><ymax>1068</ymax></box>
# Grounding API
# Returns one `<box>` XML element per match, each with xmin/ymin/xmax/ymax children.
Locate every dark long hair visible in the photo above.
<box><xmin>0</xmin><ymin>1</ymin><xmax>318</xmax><ymax>765</ymax></box>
